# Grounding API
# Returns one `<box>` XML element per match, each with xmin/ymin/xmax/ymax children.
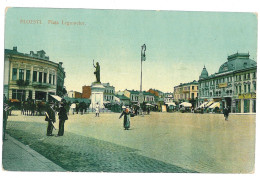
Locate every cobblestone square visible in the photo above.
<box><xmin>4</xmin><ymin>111</ymin><xmax>255</xmax><ymax>173</ymax></box>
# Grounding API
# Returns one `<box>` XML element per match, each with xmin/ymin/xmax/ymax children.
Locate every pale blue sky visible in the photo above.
<box><xmin>5</xmin><ymin>8</ymin><xmax>257</xmax><ymax>93</ymax></box>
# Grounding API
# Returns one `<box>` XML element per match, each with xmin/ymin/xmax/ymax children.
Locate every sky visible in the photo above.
<box><xmin>4</xmin><ymin>8</ymin><xmax>258</xmax><ymax>93</ymax></box>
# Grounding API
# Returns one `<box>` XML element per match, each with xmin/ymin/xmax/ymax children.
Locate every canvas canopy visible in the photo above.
<box><xmin>50</xmin><ymin>95</ymin><xmax>62</xmax><ymax>102</ymax></box>
<box><xmin>199</xmin><ymin>102</ymin><xmax>208</xmax><ymax>108</ymax></box>
<box><xmin>70</xmin><ymin>103</ymin><xmax>76</xmax><ymax>109</ymax></box>
<box><xmin>180</xmin><ymin>102</ymin><xmax>192</xmax><ymax>107</ymax></box>
<box><xmin>165</xmin><ymin>102</ymin><xmax>176</xmax><ymax>106</ymax></box>
<box><xmin>205</xmin><ymin>100</ymin><xmax>214</xmax><ymax>107</ymax></box>
<box><xmin>209</xmin><ymin>102</ymin><xmax>220</xmax><ymax>109</ymax></box>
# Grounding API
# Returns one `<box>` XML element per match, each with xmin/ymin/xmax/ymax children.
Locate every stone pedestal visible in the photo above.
<box><xmin>90</xmin><ymin>82</ymin><xmax>105</xmax><ymax>109</ymax></box>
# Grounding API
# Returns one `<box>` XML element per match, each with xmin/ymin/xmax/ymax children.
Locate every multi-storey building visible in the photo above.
<box><xmin>198</xmin><ymin>52</ymin><xmax>257</xmax><ymax>113</ymax></box>
<box><xmin>124</xmin><ymin>90</ymin><xmax>140</xmax><ymax>104</ymax></box>
<box><xmin>143</xmin><ymin>92</ymin><xmax>155</xmax><ymax>103</ymax></box>
<box><xmin>103</xmin><ymin>83</ymin><xmax>115</xmax><ymax>103</ymax></box>
<box><xmin>173</xmin><ymin>80</ymin><xmax>199</xmax><ymax>104</ymax></box>
<box><xmin>4</xmin><ymin>47</ymin><xmax>65</xmax><ymax>102</ymax></box>
<box><xmin>164</xmin><ymin>92</ymin><xmax>174</xmax><ymax>103</ymax></box>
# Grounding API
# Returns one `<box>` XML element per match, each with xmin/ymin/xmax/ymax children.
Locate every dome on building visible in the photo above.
<box><xmin>199</xmin><ymin>65</ymin><xmax>208</xmax><ymax>79</ymax></box>
<box><xmin>218</xmin><ymin>52</ymin><xmax>257</xmax><ymax>73</ymax></box>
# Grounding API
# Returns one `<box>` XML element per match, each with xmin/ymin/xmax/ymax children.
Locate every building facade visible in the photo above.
<box><xmin>124</xmin><ymin>90</ymin><xmax>140</xmax><ymax>104</ymax></box>
<box><xmin>164</xmin><ymin>92</ymin><xmax>174</xmax><ymax>103</ymax></box>
<box><xmin>143</xmin><ymin>92</ymin><xmax>155</xmax><ymax>104</ymax></box>
<box><xmin>198</xmin><ymin>53</ymin><xmax>257</xmax><ymax>113</ymax></box>
<box><xmin>68</xmin><ymin>90</ymin><xmax>82</xmax><ymax>98</ymax></box>
<box><xmin>103</xmin><ymin>83</ymin><xmax>115</xmax><ymax>103</ymax></box>
<box><xmin>82</xmin><ymin>85</ymin><xmax>91</xmax><ymax>99</ymax></box>
<box><xmin>4</xmin><ymin>47</ymin><xmax>66</xmax><ymax>102</ymax></box>
<box><xmin>174</xmin><ymin>80</ymin><xmax>199</xmax><ymax>104</ymax></box>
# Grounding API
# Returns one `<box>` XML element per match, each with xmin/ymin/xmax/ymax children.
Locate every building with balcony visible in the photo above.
<box><xmin>4</xmin><ymin>47</ymin><xmax>66</xmax><ymax>102</ymax></box>
<box><xmin>173</xmin><ymin>80</ymin><xmax>199</xmax><ymax>105</ymax></box>
<box><xmin>164</xmin><ymin>92</ymin><xmax>174</xmax><ymax>103</ymax></box>
<box><xmin>198</xmin><ymin>52</ymin><xmax>257</xmax><ymax>113</ymax></box>
<box><xmin>103</xmin><ymin>83</ymin><xmax>115</xmax><ymax>103</ymax></box>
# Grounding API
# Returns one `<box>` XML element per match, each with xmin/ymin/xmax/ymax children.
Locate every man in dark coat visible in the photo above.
<box><xmin>45</xmin><ymin>103</ymin><xmax>56</xmax><ymax>136</ymax></box>
<box><xmin>223</xmin><ymin>106</ymin><xmax>230</xmax><ymax>121</ymax></box>
<box><xmin>3</xmin><ymin>95</ymin><xmax>8</xmax><ymax>140</ymax></box>
<box><xmin>57</xmin><ymin>102</ymin><xmax>68</xmax><ymax>136</ymax></box>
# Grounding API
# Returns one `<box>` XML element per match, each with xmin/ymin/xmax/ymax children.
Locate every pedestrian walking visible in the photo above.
<box><xmin>45</xmin><ymin>103</ymin><xmax>56</xmax><ymax>136</ymax></box>
<box><xmin>95</xmin><ymin>103</ymin><xmax>100</xmax><ymax>117</ymax></box>
<box><xmin>57</xmin><ymin>102</ymin><xmax>68</xmax><ymax>136</ymax></box>
<box><xmin>119</xmin><ymin>106</ymin><xmax>131</xmax><ymax>130</ymax></box>
<box><xmin>223</xmin><ymin>106</ymin><xmax>230</xmax><ymax>121</ymax></box>
<box><xmin>3</xmin><ymin>95</ymin><xmax>9</xmax><ymax>140</ymax></box>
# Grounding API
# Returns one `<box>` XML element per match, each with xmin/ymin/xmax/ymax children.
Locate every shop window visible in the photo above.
<box><xmin>244</xmin><ymin>99</ymin><xmax>250</xmax><ymax>113</ymax></box>
<box><xmin>253</xmin><ymin>100</ymin><xmax>256</xmax><ymax>113</ymax></box>
<box><xmin>248</xmin><ymin>85</ymin><xmax>250</xmax><ymax>93</ymax></box>
<box><xmin>12</xmin><ymin>68</ymin><xmax>17</xmax><ymax>80</ymax></box>
<box><xmin>12</xmin><ymin>89</ymin><xmax>26</xmax><ymax>101</ymax></box>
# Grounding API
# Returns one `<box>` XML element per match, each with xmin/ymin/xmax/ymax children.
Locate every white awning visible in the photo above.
<box><xmin>50</xmin><ymin>95</ymin><xmax>62</xmax><ymax>102</ymax></box>
<box><xmin>205</xmin><ymin>100</ymin><xmax>214</xmax><ymax>107</ymax></box>
<box><xmin>70</xmin><ymin>103</ymin><xmax>76</xmax><ymax>109</ymax></box>
<box><xmin>209</xmin><ymin>102</ymin><xmax>220</xmax><ymax>109</ymax></box>
<box><xmin>199</xmin><ymin>102</ymin><xmax>208</xmax><ymax>108</ymax></box>
<box><xmin>165</xmin><ymin>102</ymin><xmax>176</xmax><ymax>106</ymax></box>
<box><xmin>180</xmin><ymin>102</ymin><xmax>192</xmax><ymax>107</ymax></box>
<box><xmin>146</xmin><ymin>103</ymin><xmax>152</xmax><ymax>106</ymax></box>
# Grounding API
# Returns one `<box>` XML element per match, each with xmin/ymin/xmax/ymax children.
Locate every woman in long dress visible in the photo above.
<box><xmin>119</xmin><ymin>107</ymin><xmax>130</xmax><ymax>130</ymax></box>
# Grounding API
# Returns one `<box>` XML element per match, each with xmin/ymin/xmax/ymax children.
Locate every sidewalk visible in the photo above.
<box><xmin>2</xmin><ymin>134</ymin><xmax>66</xmax><ymax>172</ymax></box>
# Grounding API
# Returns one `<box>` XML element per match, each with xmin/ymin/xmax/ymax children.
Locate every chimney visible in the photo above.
<box><xmin>13</xmin><ymin>46</ymin><xmax>17</xmax><ymax>52</ymax></box>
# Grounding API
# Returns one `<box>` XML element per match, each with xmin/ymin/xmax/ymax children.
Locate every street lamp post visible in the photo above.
<box><xmin>139</xmin><ymin>44</ymin><xmax>146</xmax><ymax>116</ymax></box>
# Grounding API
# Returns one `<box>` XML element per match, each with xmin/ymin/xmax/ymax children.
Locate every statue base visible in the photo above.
<box><xmin>90</xmin><ymin>82</ymin><xmax>105</xmax><ymax>109</ymax></box>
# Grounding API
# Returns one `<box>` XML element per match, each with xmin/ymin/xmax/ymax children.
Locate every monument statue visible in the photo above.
<box><xmin>93</xmin><ymin>60</ymin><xmax>101</xmax><ymax>83</ymax></box>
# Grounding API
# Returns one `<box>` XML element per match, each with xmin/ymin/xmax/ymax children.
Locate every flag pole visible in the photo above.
<box><xmin>140</xmin><ymin>47</ymin><xmax>143</xmax><ymax>92</ymax></box>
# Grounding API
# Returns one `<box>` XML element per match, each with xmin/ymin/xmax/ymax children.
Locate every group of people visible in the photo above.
<box><xmin>45</xmin><ymin>100</ymin><xmax>68</xmax><ymax>136</ymax></box>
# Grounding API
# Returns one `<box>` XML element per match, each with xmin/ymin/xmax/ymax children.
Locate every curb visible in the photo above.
<box><xmin>4</xmin><ymin>134</ymin><xmax>66</xmax><ymax>172</ymax></box>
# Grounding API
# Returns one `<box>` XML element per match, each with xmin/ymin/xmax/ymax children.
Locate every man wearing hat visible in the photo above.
<box><xmin>57</xmin><ymin>101</ymin><xmax>68</xmax><ymax>136</ymax></box>
<box><xmin>45</xmin><ymin>102</ymin><xmax>56</xmax><ymax>136</ymax></box>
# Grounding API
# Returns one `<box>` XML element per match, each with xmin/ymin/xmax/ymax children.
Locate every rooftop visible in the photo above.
<box><xmin>5</xmin><ymin>46</ymin><xmax>50</xmax><ymax>61</ymax></box>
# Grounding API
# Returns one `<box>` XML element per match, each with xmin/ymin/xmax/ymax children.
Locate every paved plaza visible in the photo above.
<box><xmin>3</xmin><ymin>111</ymin><xmax>255</xmax><ymax>173</ymax></box>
